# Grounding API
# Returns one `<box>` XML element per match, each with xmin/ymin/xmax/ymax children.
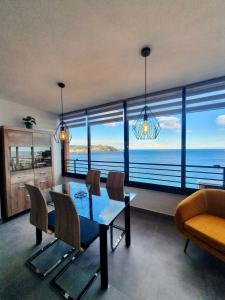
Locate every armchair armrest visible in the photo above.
<box><xmin>175</xmin><ymin>190</ymin><xmax>207</xmax><ymax>233</ymax></box>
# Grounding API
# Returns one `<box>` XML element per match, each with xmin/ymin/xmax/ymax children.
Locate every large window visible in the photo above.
<box><xmin>63</xmin><ymin>77</ymin><xmax>225</xmax><ymax>192</ymax></box>
<box><xmin>128</xmin><ymin>90</ymin><xmax>182</xmax><ymax>187</ymax></box>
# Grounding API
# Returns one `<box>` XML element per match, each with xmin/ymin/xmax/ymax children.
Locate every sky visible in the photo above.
<box><xmin>70</xmin><ymin>108</ymin><xmax>225</xmax><ymax>150</ymax></box>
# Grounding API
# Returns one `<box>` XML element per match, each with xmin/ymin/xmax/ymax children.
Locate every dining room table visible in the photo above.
<box><xmin>42</xmin><ymin>181</ymin><xmax>136</xmax><ymax>290</ymax></box>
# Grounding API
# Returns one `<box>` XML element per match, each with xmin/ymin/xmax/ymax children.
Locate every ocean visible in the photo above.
<box><xmin>69</xmin><ymin>149</ymin><xmax>225</xmax><ymax>188</ymax></box>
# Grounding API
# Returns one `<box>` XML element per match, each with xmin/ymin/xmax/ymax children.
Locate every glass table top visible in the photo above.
<box><xmin>43</xmin><ymin>181</ymin><xmax>136</xmax><ymax>226</ymax></box>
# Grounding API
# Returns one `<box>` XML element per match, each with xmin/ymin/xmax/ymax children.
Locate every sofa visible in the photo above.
<box><xmin>175</xmin><ymin>189</ymin><xmax>225</xmax><ymax>263</ymax></box>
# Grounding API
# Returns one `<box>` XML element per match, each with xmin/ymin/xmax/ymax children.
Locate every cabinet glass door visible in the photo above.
<box><xmin>33</xmin><ymin>147</ymin><xmax>52</xmax><ymax>168</ymax></box>
<box><xmin>9</xmin><ymin>146</ymin><xmax>33</xmax><ymax>172</ymax></box>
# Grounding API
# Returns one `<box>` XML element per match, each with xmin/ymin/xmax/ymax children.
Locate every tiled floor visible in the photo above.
<box><xmin>0</xmin><ymin>209</ymin><xmax>225</xmax><ymax>300</ymax></box>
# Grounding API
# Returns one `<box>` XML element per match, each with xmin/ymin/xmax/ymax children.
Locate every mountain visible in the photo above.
<box><xmin>70</xmin><ymin>144</ymin><xmax>118</xmax><ymax>153</ymax></box>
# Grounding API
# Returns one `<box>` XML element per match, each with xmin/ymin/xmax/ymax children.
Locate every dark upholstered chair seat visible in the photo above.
<box><xmin>47</xmin><ymin>211</ymin><xmax>99</xmax><ymax>249</ymax></box>
<box><xmin>48</xmin><ymin>211</ymin><xmax>55</xmax><ymax>231</ymax></box>
<box><xmin>79</xmin><ymin>217</ymin><xmax>99</xmax><ymax>249</ymax></box>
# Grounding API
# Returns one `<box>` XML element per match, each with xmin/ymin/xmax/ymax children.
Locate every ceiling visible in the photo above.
<box><xmin>0</xmin><ymin>0</ymin><xmax>225</xmax><ymax>115</ymax></box>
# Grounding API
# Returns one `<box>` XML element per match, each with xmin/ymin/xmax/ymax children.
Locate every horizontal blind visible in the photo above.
<box><xmin>87</xmin><ymin>103</ymin><xmax>124</xmax><ymax>126</ymax></box>
<box><xmin>127</xmin><ymin>89</ymin><xmax>182</xmax><ymax>120</ymax></box>
<box><xmin>186</xmin><ymin>79</ymin><xmax>225</xmax><ymax>113</ymax></box>
<box><xmin>62</xmin><ymin>110</ymin><xmax>87</xmax><ymax>128</ymax></box>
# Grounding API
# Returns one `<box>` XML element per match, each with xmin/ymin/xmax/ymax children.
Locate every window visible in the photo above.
<box><xmin>64</xmin><ymin>111</ymin><xmax>88</xmax><ymax>175</ymax></box>
<box><xmin>87</xmin><ymin>104</ymin><xmax>124</xmax><ymax>177</ymax></box>
<box><xmin>62</xmin><ymin>76</ymin><xmax>225</xmax><ymax>192</ymax></box>
<box><xmin>186</xmin><ymin>80</ymin><xmax>225</xmax><ymax>188</ymax></box>
<box><xmin>127</xmin><ymin>90</ymin><xmax>182</xmax><ymax>187</ymax></box>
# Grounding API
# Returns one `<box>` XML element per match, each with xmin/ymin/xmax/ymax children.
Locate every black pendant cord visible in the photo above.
<box><xmin>61</xmin><ymin>87</ymin><xmax>64</xmax><ymax>124</ymax></box>
<box><xmin>144</xmin><ymin>55</ymin><xmax>147</xmax><ymax>115</ymax></box>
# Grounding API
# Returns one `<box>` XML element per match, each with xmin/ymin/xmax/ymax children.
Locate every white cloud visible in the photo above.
<box><xmin>216</xmin><ymin>115</ymin><xmax>225</xmax><ymax>125</ymax></box>
<box><xmin>104</xmin><ymin>122</ymin><xmax>122</xmax><ymax>127</ymax></box>
<box><xmin>157</xmin><ymin>116</ymin><xmax>181</xmax><ymax>129</ymax></box>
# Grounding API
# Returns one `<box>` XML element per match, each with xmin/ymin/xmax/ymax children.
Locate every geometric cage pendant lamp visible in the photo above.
<box><xmin>132</xmin><ymin>47</ymin><xmax>160</xmax><ymax>140</ymax></box>
<box><xmin>54</xmin><ymin>82</ymin><xmax>72</xmax><ymax>143</ymax></box>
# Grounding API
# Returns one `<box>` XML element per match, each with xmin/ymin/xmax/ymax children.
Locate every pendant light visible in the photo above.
<box><xmin>132</xmin><ymin>47</ymin><xmax>160</xmax><ymax>140</ymax></box>
<box><xmin>54</xmin><ymin>82</ymin><xmax>72</xmax><ymax>143</ymax></box>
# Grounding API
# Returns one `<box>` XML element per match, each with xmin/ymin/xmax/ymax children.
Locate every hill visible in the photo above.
<box><xmin>70</xmin><ymin>144</ymin><xmax>118</xmax><ymax>153</ymax></box>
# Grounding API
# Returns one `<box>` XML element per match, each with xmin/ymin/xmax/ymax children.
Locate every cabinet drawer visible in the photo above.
<box><xmin>11</xmin><ymin>170</ymin><xmax>34</xmax><ymax>184</ymax></box>
<box><xmin>34</xmin><ymin>167</ymin><xmax>52</xmax><ymax>178</ymax></box>
<box><xmin>10</xmin><ymin>179</ymin><xmax>33</xmax><ymax>215</ymax></box>
<box><xmin>34</xmin><ymin>175</ymin><xmax>53</xmax><ymax>190</ymax></box>
<box><xmin>34</xmin><ymin>167</ymin><xmax>53</xmax><ymax>190</ymax></box>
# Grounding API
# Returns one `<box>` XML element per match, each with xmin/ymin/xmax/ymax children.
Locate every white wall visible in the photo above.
<box><xmin>125</xmin><ymin>186</ymin><xmax>184</xmax><ymax>216</ymax></box>
<box><xmin>0</xmin><ymin>97</ymin><xmax>61</xmax><ymax>184</ymax></box>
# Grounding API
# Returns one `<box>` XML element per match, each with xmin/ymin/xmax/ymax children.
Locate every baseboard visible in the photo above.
<box><xmin>131</xmin><ymin>206</ymin><xmax>174</xmax><ymax>220</ymax></box>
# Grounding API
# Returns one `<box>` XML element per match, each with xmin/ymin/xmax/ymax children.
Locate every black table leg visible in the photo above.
<box><xmin>125</xmin><ymin>195</ymin><xmax>131</xmax><ymax>247</ymax></box>
<box><xmin>36</xmin><ymin>228</ymin><xmax>42</xmax><ymax>245</ymax></box>
<box><xmin>99</xmin><ymin>224</ymin><xmax>108</xmax><ymax>290</ymax></box>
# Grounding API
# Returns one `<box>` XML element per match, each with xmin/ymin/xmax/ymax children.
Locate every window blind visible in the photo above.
<box><xmin>87</xmin><ymin>103</ymin><xmax>124</xmax><ymax>126</ymax></box>
<box><xmin>186</xmin><ymin>79</ymin><xmax>225</xmax><ymax>113</ymax></box>
<box><xmin>62</xmin><ymin>110</ymin><xmax>87</xmax><ymax>128</ymax></box>
<box><xmin>127</xmin><ymin>89</ymin><xmax>182</xmax><ymax>120</ymax></box>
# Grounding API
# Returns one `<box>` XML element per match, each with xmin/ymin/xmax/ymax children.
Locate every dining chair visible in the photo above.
<box><xmin>49</xmin><ymin>191</ymin><xmax>100</xmax><ymax>299</ymax></box>
<box><xmin>86</xmin><ymin>169</ymin><xmax>101</xmax><ymax>186</ymax></box>
<box><xmin>106</xmin><ymin>171</ymin><xmax>124</xmax><ymax>189</ymax></box>
<box><xmin>106</xmin><ymin>171</ymin><xmax>125</xmax><ymax>252</ymax></box>
<box><xmin>25</xmin><ymin>184</ymin><xmax>74</xmax><ymax>278</ymax></box>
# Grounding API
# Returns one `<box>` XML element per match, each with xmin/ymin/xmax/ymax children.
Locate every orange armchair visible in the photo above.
<box><xmin>175</xmin><ymin>189</ymin><xmax>225</xmax><ymax>263</ymax></box>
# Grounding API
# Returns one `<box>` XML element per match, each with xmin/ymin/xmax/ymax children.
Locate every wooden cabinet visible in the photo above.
<box><xmin>0</xmin><ymin>127</ymin><xmax>54</xmax><ymax>219</ymax></box>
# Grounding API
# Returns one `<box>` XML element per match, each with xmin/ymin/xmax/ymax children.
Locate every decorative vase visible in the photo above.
<box><xmin>25</xmin><ymin>123</ymin><xmax>33</xmax><ymax>129</ymax></box>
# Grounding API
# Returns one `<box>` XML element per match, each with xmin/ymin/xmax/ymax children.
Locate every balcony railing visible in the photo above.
<box><xmin>65</xmin><ymin>159</ymin><xmax>225</xmax><ymax>189</ymax></box>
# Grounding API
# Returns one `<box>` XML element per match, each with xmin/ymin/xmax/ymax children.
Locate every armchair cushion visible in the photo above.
<box><xmin>184</xmin><ymin>214</ymin><xmax>225</xmax><ymax>254</ymax></box>
<box><xmin>175</xmin><ymin>190</ymin><xmax>207</xmax><ymax>233</ymax></box>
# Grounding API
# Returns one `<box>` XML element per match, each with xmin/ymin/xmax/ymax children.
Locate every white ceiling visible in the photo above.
<box><xmin>0</xmin><ymin>0</ymin><xmax>225</xmax><ymax>114</ymax></box>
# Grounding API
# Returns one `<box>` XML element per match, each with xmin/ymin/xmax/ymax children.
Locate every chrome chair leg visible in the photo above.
<box><xmin>51</xmin><ymin>251</ymin><xmax>100</xmax><ymax>300</ymax></box>
<box><xmin>110</xmin><ymin>223</ymin><xmax>126</xmax><ymax>252</ymax></box>
<box><xmin>26</xmin><ymin>239</ymin><xmax>75</xmax><ymax>279</ymax></box>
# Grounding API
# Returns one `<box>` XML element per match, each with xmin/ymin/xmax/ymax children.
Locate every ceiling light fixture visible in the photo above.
<box><xmin>54</xmin><ymin>82</ymin><xmax>72</xmax><ymax>143</ymax></box>
<box><xmin>132</xmin><ymin>47</ymin><xmax>160</xmax><ymax>140</ymax></box>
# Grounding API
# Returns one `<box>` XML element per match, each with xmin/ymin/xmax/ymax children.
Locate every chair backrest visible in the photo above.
<box><xmin>86</xmin><ymin>169</ymin><xmax>101</xmax><ymax>186</ymax></box>
<box><xmin>89</xmin><ymin>184</ymin><xmax>101</xmax><ymax>196</ymax></box>
<box><xmin>49</xmin><ymin>191</ymin><xmax>81</xmax><ymax>250</ymax></box>
<box><xmin>106</xmin><ymin>171</ymin><xmax>125</xmax><ymax>189</ymax></box>
<box><xmin>205</xmin><ymin>189</ymin><xmax>225</xmax><ymax>218</ymax></box>
<box><xmin>25</xmin><ymin>184</ymin><xmax>48</xmax><ymax>232</ymax></box>
<box><xmin>107</xmin><ymin>187</ymin><xmax>124</xmax><ymax>201</ymax></box>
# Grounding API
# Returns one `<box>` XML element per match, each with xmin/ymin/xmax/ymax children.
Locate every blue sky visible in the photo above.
<box><xmin>70</xmin><ymin>108</ymin><xmax>225</xmax><ymax>150</ymax></box>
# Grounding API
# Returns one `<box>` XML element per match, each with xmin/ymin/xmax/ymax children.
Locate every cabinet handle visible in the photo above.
<box><xmin>40</xmin><ymin>180</ymin><xmax>48</xmax><ymax>183</ymax></box>
<box><xmin>18</xmin><ymin>185</ymin><xmax>25</xmax><ymax>189</ymax></box>
<box><xmin>39</xmin><ymin>172</ymin><xmax>46</xmax><ymax>175</ymax></box>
